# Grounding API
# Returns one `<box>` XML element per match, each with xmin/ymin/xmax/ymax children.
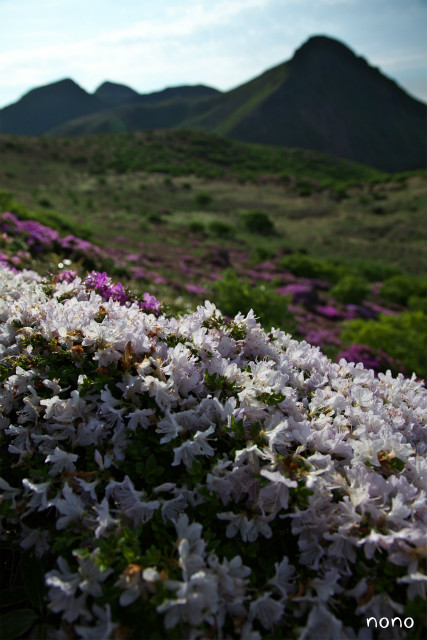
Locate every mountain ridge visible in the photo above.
<box><xmin>0</xmin><ymin>35</ymin><xmax>425</xmax><ymax>172</ymax></box>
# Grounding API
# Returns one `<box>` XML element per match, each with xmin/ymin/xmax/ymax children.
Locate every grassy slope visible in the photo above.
<box><xmin>0</xmin><ymin>130</ymin><xmax>425</xmax><ymax>282</ymax></box>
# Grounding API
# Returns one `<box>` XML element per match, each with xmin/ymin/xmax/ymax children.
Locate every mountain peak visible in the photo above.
<box><xmin>94</xmin><ymin>81</ymin><xmax>140</xmax><ymax>107</ymax></box>
<box><xmin>292</xmin><ymin>34</ymin><xmax>357</xmax><ymax>63</ymax></box>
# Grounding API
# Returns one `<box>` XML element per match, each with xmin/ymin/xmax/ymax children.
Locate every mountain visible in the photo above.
<box><xmin>0</xmin><ymin>79</ymin><xmax>105</xmax><ymax>135</ymax></box>
<box><xmin>192</xmin><ymin>36</ymin><xmax>426</xmax><ymax>172</ymax></box>
<box><xmin>0</xmin><ymin>36</ymin><xmax>425</xmax><ymax>171</ymax></box>
<box><xmin>94</xmin><ymin>81</ymin><xmax>140</xmax><ymax>107</ymax></box>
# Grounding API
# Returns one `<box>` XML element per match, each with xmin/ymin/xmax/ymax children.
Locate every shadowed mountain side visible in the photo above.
<box><xmin>94</xmin><ymin>82</ymin><xmax>219</xmax><ymax>108</ymax></box>
<box><xmin>0</xmin><ymin>79</ymin><xmax>105</xmax><ymax>135</ymax></box>
<box><xmin>46</xmin><ymin>95</ymin><xmax>219</xmax><ymax>135</ymax></box>
<box><xmin>94</xmin><ymin>81</ymin><xmax>141</xmax><ymax>107</ymax></box>
<box><xmin>212</xmin><ymin>36</ymin><xmax>426</xmax><ymax>172</ymax></box>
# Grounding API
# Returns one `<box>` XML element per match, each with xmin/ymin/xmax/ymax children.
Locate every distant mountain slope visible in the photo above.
<box><xmin>0</xmin><ymin>79</ymin><xmax>105</xmax><ymax>135</ymax></box>
<box><xmin>46</xmin><ymin>87</ymin><xmax>221</xmax><ymax>136</ymax></box>
<box><xmin>94</xmin><ymin>81</ymin><xmax>140</xmax><ymax>107</ymax></box>
<box><xmin>0</xmin><ymin>35</ymin><xmax>425</xmax><ymax>171</ymax></box>
<box><xmin>203</xmin><ymin>36</ymin><xmax>426</xmax><ymax>172</ymax></box>
<box><xmin>94</xmin><ymin>82</ymin><xmax>219</xmax><ymax>109</ymax></box>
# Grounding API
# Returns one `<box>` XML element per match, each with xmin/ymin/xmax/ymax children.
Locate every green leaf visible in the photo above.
<box><xmin>0</xmin><ymin>587</ymin><xmax>28</xmax><ymax>608</ymax></box>
<box><xmin>20</xmin><ymin>553</ymin><xmax>45</xmax><ymax>612</ymax></box>
<box><xmin>0</xmin><ymin>609</ymin><xmax>38</xmax><ymax>640</ymax></box>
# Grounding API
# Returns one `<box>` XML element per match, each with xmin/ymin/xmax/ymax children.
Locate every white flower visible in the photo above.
<box><xmin>74</xmin><ymin>550</ymin><xmax>113</xmax><ymax>598</ymax></box>
<box><xmin>75</xmin><ymin>604</ymin><xmax>118</xmax><ymax>640</ymax></box>
<box><xmin>267</xmin><ymin>556</ymin><xmax>296</xmax><ymax>598</ymax></box>
<box><xmin>0</xmin><ymin>477</ymin><xmax>20</xmax><ymax>508</ymax></box>
<box><xmin>249</xmin><ymin>592</ymin><xmax>283</xmax><ymax>629</ymax></box>
<box><xmin>94</xmin><ymin>497</ymin><xmax>118</xmax><ymax>538</ymax></box>
<box><xmin>54</xmin><ymin>483</ymin><xmax>85</xmax><ymax>530</ymax></box>
<box><xmin>172</xmin><ymin>425</ymin><xmax>216</xmax><ymax>468</ymax></box>
<box><xmin>45</xmin><ymin>447</ymin><xmax>78</xmax><ymax>476</ymax></box>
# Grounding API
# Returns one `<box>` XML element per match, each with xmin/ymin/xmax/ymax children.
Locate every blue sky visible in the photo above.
<box><xmin>1</xmin><ymin>0</ymin><xmax>426</xmax><ymax>108</ymax></box>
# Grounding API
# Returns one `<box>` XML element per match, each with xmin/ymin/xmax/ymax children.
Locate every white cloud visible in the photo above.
<box><xmin>0</xmin><ymin>0</ymin><xmax>425</xmax><ymax>106</ymax></box>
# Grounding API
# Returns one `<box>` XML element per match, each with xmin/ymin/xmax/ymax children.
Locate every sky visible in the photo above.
<box><xmin>1</xmin><ymin>0</ymin><xmax>426</xmax><ymax>109</ymax></box>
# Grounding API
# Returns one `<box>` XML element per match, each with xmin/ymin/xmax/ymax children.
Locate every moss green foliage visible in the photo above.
<box><xmin>408</xmin><ymin>296</ymin><xmax>427</xmax><ymax>313</ymax></box>
<box><xmin>330</xmin><ymin>275</ymin><xmax>369</xmax><ymax>304</ymax></box>
<box><xmin>380</xmin><ymin>275</ymin><xmax>426</xmax><ymax>306</ymax></box>
<box><xmin>341</xmin><ymin>311</ymin><xmax>427</xmax><ymax>379</ymax></box>
<box><xmin>208</xmin><ymin>221</ymin><xmax>235</xmax><ymax>237</ymax></box>
<box><xmin>278</xmin><ymin>253</ymin><xmax>348</xmax><ymax>283</ymax></box>
<box><xmin>187</xmin><ymin>220</ymin><xmax>205</xmax><ymax>233</ymax></box>
<box><xmin>241</xmin><ymin>210</ymin><xmax>275</xmax><ymax>234</ymax></box>
<box><xmin>211</xmin><ymin>269</ymin><xmax>295</xmax><ymax>333</ymax></box>
<box><xmin>352</xmin><ymin>259</ymin><xmax>402</xmax><ymax>282</ymax></box>
<box><xmin>5</xmin><ymin>129</ymin><xmax>386</xmax><ymax>186</ymax></box>
<box><xmin>194</xmin><ymin>192</ymin><xmax>213</xmax><ymax>206</ymax></box>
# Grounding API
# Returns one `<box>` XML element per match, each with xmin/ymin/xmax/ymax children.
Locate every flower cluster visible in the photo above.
<box><xmin>0</xmin><ymin>212</ymin><xmax>99</xmax><ymax>255</ymax></box>
<box><xmin>1</xmin><ymin>264</ymin><xmax>426</xmax><ymax>639</ymax></box>
<box><xmin>82</xmin><ymin>270</ymin><xmax>161</xmax><ymax>313</ymax></box>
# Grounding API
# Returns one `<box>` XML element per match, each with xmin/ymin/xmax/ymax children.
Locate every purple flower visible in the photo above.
<box><xmin>110</xmin><ymin>282</ymin><xmax>128</xmax><ymax>304</ymax></box>
<box><xmin>185</xmin><ymin>284</ymin><xmax>208</xmax><ymax>296</ymax></box>
<box><xmin>57</xmin><ymin>271</ymin><xmax>78</xmax><ymax>283</ymax></box>
<box><xmin>336</xmin><ymin>344</ymin><xmax>406</xmax><ymax>376</ymax></box>
<box><xmin>315</xmin><ymin>305</ymin><xmax>342</xmax><ymax>320</ymax></box>
<box><xmin>140</xmin><ymin>293</ymin><xmax>161</xmax><ymax>314</ymax></box>
<box><xmin>305</xmin><ymin>329</ymin><xmax>341</xmax><ymax>347</ymax></box>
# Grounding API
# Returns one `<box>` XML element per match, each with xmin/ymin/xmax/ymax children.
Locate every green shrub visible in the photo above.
<box><xmin>358</xmin><ymin>194</ymin><xmax>371</xmax><ymax>205</ymax></box>
<box><xmin>354</xmin><ymin>259</ymin><xmax>402</xmax><ymax>282</ymax></box>
<box><xmin>408</xmin><ymin>296</ymin><xmax>427</xmax><ymax>313</ymax></box>
<box><xmin>195</xmin><ymin>192</ymin><xmax>212</xmax><ymax>206</ymax></box>
<box><xmin>278</xmin><ymin>253</ymin><xmax>348</xmax><ymax>283</ymax></box>
<box><xmin>380</xmin><ymin>275</ymin><xmax>426</xmax><ymax>306</ymax></box>
<box><xmin>330</xmin><ymin>185</ymin><xmax>348</xmax><ymax>201</ymax></box>
<box><xmin>148</xmin><ymin>212</ymin><xmax>164</xmax><ymax>224</ymax></box>
<box><xmin>211</xmin><ymin>269</ymin><xmax>295</xmax><ymax>333</ymax></box>
<box><xmin>251</xmin><ymin>245</ymin><xmax>276</xmax><ymax>263</ymax></box>
<box><xmin>341</xmin><ymin>311</ymin><xmax>427</xmax><ymax>379</ymax></box>
<box><xmin>208</xmin><ymin>221</ymin><xmax>235</xmax><ymax>237</ymax></box>
<box><xmin>241</xmin><ymin>210</ymin><xmax>275</xmax><ymax>235</ymax></box>
<box><xmin>187</xmin><ymin>220</ymin><xmax>205</xmax><ymax>234</ymax></box>
<box><xmin>330</xmin><ymin>275</ymin><xmax>369</xmax><ymax>304</ymax></box>
<box><xmin>295</xmin><ymin>178</ymin><xmax>314</xmax><ymax>196</ymax></box>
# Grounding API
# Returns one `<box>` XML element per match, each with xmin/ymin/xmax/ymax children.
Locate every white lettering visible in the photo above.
<box><xmin>366</xmin><ymin>617</ymin><xmax>414</xmax><ymax>630</ymax></box>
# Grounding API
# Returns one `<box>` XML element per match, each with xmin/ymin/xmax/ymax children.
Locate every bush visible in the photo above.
<box><xmin>194</xmin><ymin>192</ymin><xmax>212</xmax><ymax>206</ymax></box>
<box><xmin>208</xmin><ymin>220</ymin><xmax>235</xmax><ymax>237</ymax></box>
<box><xmin>380</xmin><ymin>275</ymin><xmax>426</xmax><ymax>307</ymax></box>
<box><xmin>211</xmin><ymin>268</ymin><xmax>295</xmax><ymax>332</ymax></box>
<box><xmin>354</xmin><ymin>259</ymin><xmax>401</xmax><ymax>282</ymax></box>
<box><xmin>408</xmin><ymin>295</ymin><xmax>427</xmax><ymax>313</ymax></box>
<box><xmin>38</xmin><ymin>197</ymin><xmax>53</xmax><ymax>208</ymax></box>
<box><xmin>241</xmin><ymin>210</ymin><xmax>275</xmax><ymax>235</ymax></box>
<box><xmin>330</xmin><ymin>275</ymin><xmax>369</xmax><ymax>305</ymax></box>
<box><xmin>0</xmin><ymin>266</ymin><xmax>426</xmax><ymax>640</ymax></box>
<box><xmin>341</xmin><ymin>310</ymin><xmax>427</xmax><ymax>379</ymax></box>
<box><xmin>187</xmin><ymin>220</ymin><xmax>205</xmax><ymax>234</ymax></box>
<box><xmin>278</xmin><ymin>253</ymin><xmax>348</xmax><ymax>283</ymax></box>
<box><xmin>251</xmin><ymin>245</ymin><xmax>276</xmax><ymax>264</ymax></box>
